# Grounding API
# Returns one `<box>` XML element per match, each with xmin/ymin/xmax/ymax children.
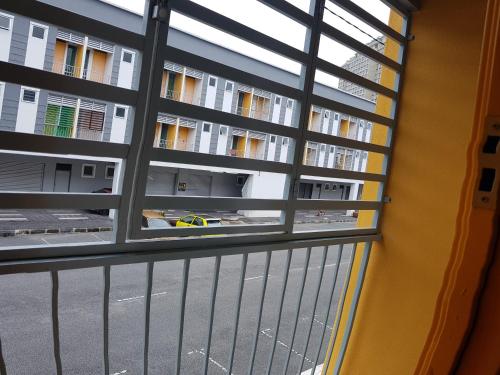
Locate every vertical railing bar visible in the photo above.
<box><xmin>310</xmin><ymin>244</ymin><xmax>343</xmax><ymax>373</ymax></box>
<box><xmin>265</xmin><ymin>249</ymin><xmax>293</xmax><ymax>375</ymax></box>
<box><xmin>0</xmin><ymin>335</ymin><xmax>7</xmax><ymax>375</ymax></box>
<box><xmin>282</xmin><ymin>247</ymin><xmax>312</xmax><ymax>375</ymax></box>
<box><xmin>203</xmin><ymin>256</ymin><xmax>221</xmax><ymax>375</ymax></box>
<box><xmin>176</xmin><ymin>258</ymin><xmax>190</xmax><ymax>375</ymax></box>
<box><xmin>51</xmin><ymin>271</ymin><xmax>63</xmax><ymax>375</ymax></box>
<box><xmin>103</xmin><ymin>265</ymin><xmax>111</xmax><ymax>375</ymax></box>
<box><xmin>296</xmin><ymin>245</ymin><xmax>328</xmax><ymax>375</ymax></box>
<box><xmin>143</xmin><ymin>262</ymin><xmax>154</xmax><ymax>375</ymax></box>
<box><xmin>228</xmin><ymin>253</ymin><xmax>249</xmax><ymax>374</ymax></box>
<box><xmin>333</xmin><ymin>242</ymin><xmax>372</xmax><ymax>375</ymax></box>
<box><xmin>322</xmin><ymin>243</ymin><xmax>356</xmax><ymax>375</ymax></box>
<box><xmin>247</xmin><ymin>251</ymin><xmax>272</xmax><ymax>375</ymax></box>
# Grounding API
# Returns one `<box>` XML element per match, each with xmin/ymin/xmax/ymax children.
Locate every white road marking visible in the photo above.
<box><xmin>111</xmin><ymin>370</ymin><xmax>127</xmax><ymax>375</ymax></box>
<box><xmin>58</xmin><ymin>217</ymin><xmax>89</xmax><ymax>220</ymax></box>
<box><xmin>0</xmin><ymin>213</ymin><xmax>23</xmax><ymax>216</ymax></box>
<box><xmin>300</xmin><ymin>315</ymin><xmax>333</xmax><ymax>330</ymax></box>
<box><xmin>187</xmin><ymin>348</ymin><xmax>235</xmax><ymax>374</ymax></box>
<box><xmin>260</xmin><ymin>328</ymin><xmax>313</xmax><ymax>364</ymax></box>
<box><xmin>0</xmin><ymin>218</ymin><xmax>28</xmax><ymax>221</ymax></box>
<box><xmin>244</xmin><ymin>275</ymin><xmax>264</xmax><ymax>281</ymax></box>
<box><xmin>301</xmin><ymin>364</ymin><xmax>324</xmax><ymax>375</ymax></box>
<box><xmin>52</xmin><ymin>213</ymin><xmax>85</xmax><ymax>216</ymax></box>
<box><xmin>115</xmin><ymin>291</ymin><xmax>167</xmax><ymax>303</ymax></box>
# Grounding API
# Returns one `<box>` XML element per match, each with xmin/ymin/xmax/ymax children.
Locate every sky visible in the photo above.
<box><xmin>104</xmin><ymin>0</ymin><xmax>391</xmax><ymax>89</ymax></box>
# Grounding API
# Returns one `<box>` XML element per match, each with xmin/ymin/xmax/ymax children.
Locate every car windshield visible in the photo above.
<box><xmin>147</xmin><ymin>218</ymin><xmax>170</xmax><ymax>228</ymax></box>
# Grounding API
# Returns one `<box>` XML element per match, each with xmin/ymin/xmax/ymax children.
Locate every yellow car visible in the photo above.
<box><xmin>173</xmin><ymin>214</ymin><xmax>222</xmax><ymax>228</ymax></box>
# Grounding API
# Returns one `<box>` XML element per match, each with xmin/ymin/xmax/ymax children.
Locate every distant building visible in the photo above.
<box><xmin>338</xmin><ymin>37</ymin><xmax>385</xmax><ymax>102</ymax></box>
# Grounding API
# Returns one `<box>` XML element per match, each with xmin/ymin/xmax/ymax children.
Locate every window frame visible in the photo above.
<box><xmin>81</xmin><ymin>163</ymin><xmax>96</xmax><ymax>179</ymax></box>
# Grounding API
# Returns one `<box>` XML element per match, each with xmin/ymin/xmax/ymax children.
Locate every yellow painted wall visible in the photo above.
<box><xmin>183</xmin><ymin>76</ymin><xmax>196</xmax><ymax>102</ymax></box>
<box><xmin>53</xmin><ymin>40</ymin><xmax>66</xmax><ymax>73</ymax></box>
<box><xmin>161</xmin><ymin>71</ymin><xmax>168</xmax><ymax>97</ymax></box>
<box><xmin>90</xmin><ymin>50</ymin><xmax>107</xmax><ymax>83</ymax></box>
<box><xmin>325</xmin><ymin>0</ymin><xmax>490</xmax><ymax>374</ymax></box>
<box><xmin>339</xmin><ymin>119</ymin><xmax>349</xmax><ymax>138</ymax></box>
<box><xmin>249</xmin><ymin>138</ymin><xmax>258</xmax><ymax>157</ymax></box>
<box><xmin>154</xmin><ymin>122</ymin><xmax>161</xmax><ymax>147</ymax></box>
<box><xmin>75</xmin><ymin>45</ymin><xmax>84</xmax><ymax>76</ymax></box>
<box><xmin>242</xmin><ymin>92</ymin><xmax>252</xmax><ymax>117</ymax></box>
<box><xmin>177</xmin><ymin>126</ymin><xmax>188</xmax><ymax>144</ymax></box>
<box><xmin>237</xmin><ymin>136</ymin><xmax>246</xmax><ymax>154</ymax></box>
<box><xmin>173</xmin><ymin>73</ymin><xmax>183</xmax><ymax>96</ymax></box>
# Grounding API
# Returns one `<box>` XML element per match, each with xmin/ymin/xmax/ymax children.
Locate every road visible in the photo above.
<box><xmin>0</xmin><ymin>241</ymin><xmax>355</xmax><ymax>374</ymax></box>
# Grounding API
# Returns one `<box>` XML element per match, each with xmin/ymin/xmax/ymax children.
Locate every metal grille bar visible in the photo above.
<box><xmin>176</xmin><ymin>259</ymin><xmax>190</xmax><ymax>375</ymax></box>
<box><xmin>266</xmin><ymin>249</ymin><xmax>292</xmax><ymax>375</ymax></box>
<box><xmin>203</xmin><ymin>256</ymin><xmax>221</xmax><ymax>375</ymax></box>
<box><xmin>102</xmin><ymin>266</ymin><xmax>110</xmax><ymax>375</ymax></box>
<box><xmin>50</xmin><ymin>271</ymin><xmax>63</xmax><ymax>375</ymax></box>
<box><xmin>143</xmin><ymin>262</ymin><xmax>154</xmax><ymax>375</ymax></box>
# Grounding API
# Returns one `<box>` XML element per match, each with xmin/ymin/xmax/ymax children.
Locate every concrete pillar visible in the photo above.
<box><xmin>79</xmin><ymin>36</ymin><xmax>88</xmax><ymax>79</ymax></box>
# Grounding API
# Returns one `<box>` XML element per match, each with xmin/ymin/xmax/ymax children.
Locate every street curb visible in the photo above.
<box><xmin>0</xmin><ymin>227</ymin><xmax>113</xmax><ymax>237</ymax></box>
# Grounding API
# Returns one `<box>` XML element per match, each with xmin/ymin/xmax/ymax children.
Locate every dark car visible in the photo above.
<box><xmin>88</xmin><ymin>188</ymin><xmax>112</xmax><ymax>216</ymax></box>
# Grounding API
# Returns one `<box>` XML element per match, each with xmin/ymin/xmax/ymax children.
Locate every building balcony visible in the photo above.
<box><xmin>235</xmin><ymin>106</ymin><xmax>271</xmax><ymax>121</ymax></box>
<box><xmin>51</xmin><ymin>61</ymin><xmax>111</xmax><ymax>84</ymax></box>
<box><xmin>158</xmin><ymin>138</ymin><xmax>194</xmax><ymax>152</ymax></box>
<box><xmin>229</xmin><ymin>149</ymin><xmax>245</xmax><ymax>157</ymax></box>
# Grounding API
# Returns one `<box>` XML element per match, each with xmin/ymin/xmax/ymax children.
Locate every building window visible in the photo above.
<box><xmin>286</xmin><ymin>99</ymin><xmax>293</xmax><ymax>108</ymax></box>
<box><xmin>334</xmin><ymin>113</ymin><xmax>339</xmax><ymax>120</ymax></box>
<box><xmin>275</xmin><ymin>96</ymin><xmax>281</xmax><ymax>105</ymax></box>
<box><xmin>0</xmin><ymin>14</ymin><xmax>11</xmax><ymax>30</ymax></box>
<box><xmin>122</xmin><ymin>51</ymin><xmax>133</xmax><ymax>63</ymax></box>
<box><xmin>22</xmin><ymin>89</ymin><xmax>37</xmax><ymax>103</ymax></box>
<box><xmin>209</xmin><ymin>76</ymin><xmax>217</xmax><ymax>87</ymax></box>
<box><xmin>115</xmin><ymin>106</ymin><xmax>126</xmax><ymax>118</ymax></box>
<box><xmin>324</xmin><ymin>111</ymin><xmax>330</xmax><ymax>118</ymax></box>
<box><xmin>105</xmin><ymin>165</ymin><xmax>115</xmax><ymax>179</ymax></box>
<box><xmin>219</xmin><ymin>126</ymin><xmax>227</xmax><ymax>135</ymax></box>
<box><xmin>282</xmin><ymin>137</ymin><xmax>289</xmax><ymax>145</ymax></box>
<box><xmin>325</xmin><ymin>183</ymin><xmax>330</xmax><ymax>190</ymax></box>
<box><xmin>203</xmin><ymin>122</ymin><xmax>211</xmax><ymax>132</ymax></box>
<box><xmin>225</xmin><ymin>81</ymin><xmax>233</xmax><ymax>91</ymax></box>
<box><xmin>81</xmin><ymin>164</ymin><xmax>96</xmax><ymax>178</ymax></box>
<box><xmin>270</xmin><ymin>135</ymin><xmax>276</xmax><ymax>143</ymax></box>
<box><xmin>330</xmin><ymin>146</ymin><xmax>335</xmax><ymax>153</ymax></box>
<box><xmin>320</xmin><ymin>144</ymin><xmax>326</xmax><ymax>151</ymax></box>
<box><xmin>31</xmin><ymin>25</ymin><xmax>46</xmax><ymax>39</ymax></box>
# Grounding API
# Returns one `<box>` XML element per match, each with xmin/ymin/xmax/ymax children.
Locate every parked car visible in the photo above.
<box><xmin>171</xmin><ymin>214</ymin><xmax>222</xmax><ymax>227</ymax></box>
<box><xmin>142</xmin><ymin>216</ymin><xmax>170</xmax><ymax>229</ymax></box>
<box><xmin>88</xmin><ymin>187</ymin><xmax>112</xmax><ymax>216</ymax></box>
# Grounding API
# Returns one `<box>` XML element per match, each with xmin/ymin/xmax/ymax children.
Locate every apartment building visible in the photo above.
<box><xmin>338</xmin><ymin>37</ymin><xmax>385</xmax><ymax>102</ymax></box>
<box><xmin>0</xmin><ymin>0</ymin><xmax>375</xmax><ymax>216</ymax></box>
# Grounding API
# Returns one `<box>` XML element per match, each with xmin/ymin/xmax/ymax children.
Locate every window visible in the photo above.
<box><xmin>225</xmin><ymin>81</ymin><xmax>233</xmax><ymax>91</ymax></box>
<box><xmin>181</xmin><ymin>215</ymin><xmax>194</xmax><ymax>224</ymax></box>
<box><xmin>324</xmin><ymin>111</ymin><xmax>330</xmax><ymax>118</ymax></box>
<box><xmin>360</xmin><ymin>120</ymin><xmax>365</xmax><ymax>128</ymax></box>
<box><xmin>325</xmin><ymin>183</ymin><xmax>330</xmax><ymax>190</ymax></box>
<box><xmin>122</xmin><ymin>51</ymin><xmax>133</xmax><ymax>63</ymax></box>
<box><xmin>330</xmin><ymin>146</ymin><xmax>335</xmax><ymax>153</ymax></box>
<box><xmin>320</xmin><ymin>144</ymin><xmax>326</xmax><ymax>151</ymax></box>
<box><xmin>270</xmin><ymin>135</ymin><xmax>276</xmax><ymax>143</ymax></box>
<box><xmin>209</xmin><ymin>76</ymin><xmax>217</xmax><ymax>87</ymax></box>
<box><xmin>0</xmin><ymin>14</ymin><xmax>11</xmax><ymax>30</ymax></box>
<box><xmin>105</xmin><ymin>165</ymin><xmax>115</xmax><ymax>179</ymax></box>
<box><xmin>286</xmin><ymin>99</ymin><xmax>293</xmax><ymax>108</ymax></box>
<box><xmin>115</xmin><ymin>106</ymin><xmax>126</xmax><ymax>118</ymax></box>
<box><xmin>193</xmin><ymin>217</ymin><xmax>204</xmax><ymax>226</ymax></box>
<box><xmin>219</xmin><ymin>126</ymin><xmax>227</xmax><ymax>135</ymax></box>
<box><xmin>203</xmin><ymin>123</ymin><xmax>211</xmax><ymax>132</ymax></box>
<box><xmin>22</xmin><ymin>89</ymin><xmax>37</xmax><ymax>103</ymax></box>
<box><xmin>31</xmin><ymin>25</ymin><xmax>46</xmax><ymax>39</ymax></box>
<box><xmin>334</xmin><ymin>113</ymin><xmax>340</xmax><ymax>120</ymax></box>
<box><xmin>275</xmin><ymin>96</ymin><xmax>281</xmax><ymax>105</ymax></box>
<box><xmin>81</xmin><ymin>164</ymin><xmax>96</xmax><ymax>178</ymax></box>
<box><xmin>77</xmin><ymin>107</ymin><xmax>105</xmax><ymax>132</ymax></box>
<box><xmin>282</xmin><ymin>137</ymin><xmax>289</xmax><ymax>145</ymax></box>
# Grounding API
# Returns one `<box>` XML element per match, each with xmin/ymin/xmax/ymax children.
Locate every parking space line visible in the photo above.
<box><xmin>260</xmin><ymin>328</ymin><xmax>313</xmax><ymax>364</ymax></box>
<box><xmin>187</xmin><ymin>348</ymin><xmax>235</xmax><ymax>374</ymax></box>
<box><xmin>115</xmin><ymin>291</ymin><xmax>167</xmax><ymax>303</ymax></box>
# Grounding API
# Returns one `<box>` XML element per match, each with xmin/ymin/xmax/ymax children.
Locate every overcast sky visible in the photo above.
<box><xmin>104</xmin><ymin>0</ymin><xmax>390</xmax><ymax>88</ymax></box>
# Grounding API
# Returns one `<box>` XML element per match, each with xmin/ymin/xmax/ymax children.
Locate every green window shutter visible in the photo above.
<box><xmin>44</xmin><ymin>104</ymin><xmax>61</xmax><ymax>136</ymax></box>
<box><xmin>56</xmin><ymin>106</ymin><xmax>75</xmax><ymax>138</ymax></box>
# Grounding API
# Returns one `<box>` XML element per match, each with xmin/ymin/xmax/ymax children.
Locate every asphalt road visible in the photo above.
<box><xmin>0</xmin><ymin>242</ymin><xmax>355</xmax><ymax>375</ymax></box>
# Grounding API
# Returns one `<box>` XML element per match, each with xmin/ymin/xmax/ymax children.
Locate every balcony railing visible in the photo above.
<box><xmin>43</xmin><ymin>124</ymin><xmax>73</xmax><ymax>138</ymax></box>
<box><xmin>235</xmin><ymin>106</ymin><xmax>271</xmax><ymax>121</ymax></box>
<box><xmin>51</xmin><ymin>61</ymin><xmax>111</xmax><ymax>84</ymax></box>
<box><xmin>164</xmin><ymin>90</ymin><xmax>201</xmax><ymax>106</ymax></box>
<box><xmin>158</xmin><ymin>138</ymin><xmax>194</xmax><ymax>151</ymax></box>
<box><xmin>229</xmin><ymin>149</ymin><xmax>246</xmax><ymax>157</ymax></box>
<box><xmin>76</xmin><ymin>127</ymin><xmax>103</xmax><ymax>141</ymax></box>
